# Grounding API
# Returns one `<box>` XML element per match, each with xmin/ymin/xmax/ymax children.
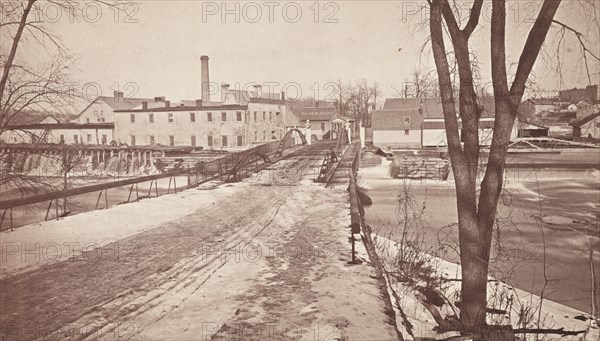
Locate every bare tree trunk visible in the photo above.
<box><xmin>428</xmin><ymin>0</ymin><xmax>561</xmax><ymax>336</ymax></box>
<box><xmin>0</xmin><ymin>0</ymin><xmax>36</xmax><ymax>106</ymax></box>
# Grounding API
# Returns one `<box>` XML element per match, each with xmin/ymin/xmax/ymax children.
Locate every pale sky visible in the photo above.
<box><xmin>16</xmin><ymin>0</ymin><xmax>600</xmax><ymax>106</ymax></box>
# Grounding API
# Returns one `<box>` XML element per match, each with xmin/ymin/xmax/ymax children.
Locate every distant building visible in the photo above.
<box><xmin>112</xmin><ymin>89</ymin><xmax>291</xmax><ymax>149</ymax></box>
<box><xmin>371</xmin><ymin>98</ymin><xmax>513</xmax><ymax>148</ymax></box>
<box><xmin>296</xmin><ymin>101</ymin><xmax>337</xmax><ymax>139</ymax></box>
<box><xmin>1</xmin><ymin>92</ymin><xmax>150</xmax><ymax>145</ymax></box>
<box><xmin>74</xmin><ymin>91</ymin><xmax>153</xmax><ymax>125</ymax></box>
<box><xmin>0</xmin><ymin>110</ymin><xmax>116</xmax><ymax>145</ymax></box>
<box><xmin>559</xmin><ymin>85</ymin><xmax>599</xmax><ymax>103</ymax></box>
<box><xmin>518</xmin><ymin>98</ymin><xmax>561</xmax><ymax>122</ymax></box>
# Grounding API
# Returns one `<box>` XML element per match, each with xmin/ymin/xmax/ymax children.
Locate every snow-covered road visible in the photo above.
<box><xmin>0</xmin><ymin>145</ymin><xmax>398</xmax><ymax>341</ymax></box>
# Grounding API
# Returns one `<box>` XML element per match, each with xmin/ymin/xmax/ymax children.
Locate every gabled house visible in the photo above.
<box><xmin>372</xmin><ymin>97</ymin><xmax>509</xmax><ymax>148</ymax></box>
<box><xmin>74</xmin><ymin>91</ymin><xmax>154</xmax><ymax>125</ymax></box>
<box><xmin>518</xmin><ymin>98</ymin><xmax>561</xmax><ymax>122</ymax></box>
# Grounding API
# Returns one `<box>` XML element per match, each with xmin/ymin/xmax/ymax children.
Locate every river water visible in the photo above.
<box><xmin>360</xmin><ymin>164</ymin><xmax>600</xmax><ymax>314</ymax></box>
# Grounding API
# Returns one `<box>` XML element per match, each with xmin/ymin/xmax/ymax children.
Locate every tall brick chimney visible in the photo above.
<box><xmin>201</xmin><ymin>55</ymin><xmax>210</xmax><ymax>102</ymax></box>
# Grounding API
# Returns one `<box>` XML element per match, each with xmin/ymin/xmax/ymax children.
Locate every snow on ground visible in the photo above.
<box><xmin>0</xmin><ymin>151</ymin><xmax>398</xmax><ymax>340</ymax></box>
<box><xmin>359</xmin><ymin>163</ymin><xmax>599</xmax><ymax>340</ymax></box>
<box><xmin>373</xmin><ymin>235</ymin><xmax>599</xmax><ymax>341</ymax></box>
<box><xmin>0</xmin><ymin>180</ymin><xmax>249</xmax><ymax>279</ymax></box>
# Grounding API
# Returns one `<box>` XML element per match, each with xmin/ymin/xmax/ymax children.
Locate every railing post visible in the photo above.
<box><xmin>0</xmin><ymin>209</ymin><xmax>6</xmax><ymax>230</ymax></box>
<box><xmin>45</xmin><ymin>200</ymin><xmax>53</xmax><ymax>221</ymax></box>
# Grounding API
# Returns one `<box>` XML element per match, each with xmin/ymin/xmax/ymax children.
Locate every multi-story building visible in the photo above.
<box><xmin>113</xmin><ymin>90</ymin><xmax>290</xmax><ymax>150</ymax></box>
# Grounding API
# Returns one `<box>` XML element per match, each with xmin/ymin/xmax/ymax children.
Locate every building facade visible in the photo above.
<box><xmin>75</xmin><ymin>91</ymin><xmax>153</xmax><ymax>126</ymax></box>
<box><xmin>372</xmin><ymin>98</ymin><xmax>517</xmax><ymax>148</ymax></box>
<box><xmin>113</xmin><ymin>94</ymin><xmax>289</xmax><ymax>150</ymax></box>
<box><xmin>296</xmin><ymin>102</ymin><xmax>337</xmax><ymax>139</ymax></box>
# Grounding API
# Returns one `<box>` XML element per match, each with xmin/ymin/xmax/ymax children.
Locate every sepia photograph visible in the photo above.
<box><xmin>0</xmin><ymin>0</ymin><xmax>599</xmax><ymax>340</ymax></box>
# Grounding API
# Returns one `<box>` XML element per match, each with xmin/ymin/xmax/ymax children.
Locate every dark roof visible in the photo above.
<box><xmin>383</xmin><ymin>97</ymin><xmax>495</xmax><ymax>118</ymax></box>
<box><xmin>372</xmin><ymin>109</ymin><xmax>423</xmax><ymax>130</ymax></box>
<box><xmin>525</xmin><ymin>98</ymin><xmax>562</xmax><ymax>106</ymax></box>
<box><xmin>6</xmin><ymin>111</ymin><xmax>71</xmax><ymax>126</ymax></box>
<box><xmin>570</xmin><ymin>112</ymin><xmax>600</xmax><ymax>127</ymax></box>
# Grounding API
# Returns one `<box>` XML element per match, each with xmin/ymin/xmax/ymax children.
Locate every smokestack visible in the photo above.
<box><xmin>221</xmin><ymin>83</ymin><xmax>230</xmax><ymax>103</ymax></box>
<box><xmin>201</xmin><ymin>55</ymin><xmax>210</xmax><ymax>102</ymax></box>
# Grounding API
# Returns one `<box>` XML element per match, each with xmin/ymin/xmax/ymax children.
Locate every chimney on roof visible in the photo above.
<box><xmin>114</xmin><ymin>91</ymin><xmax>124</xmax><ymax>102</ymax></box>
<box><xmin>253</xmin><ymin>84</ymin><xmax>262</xmax><ymax>98</ymax></box>
<box><xmin>154</xmin><ymin>96</ymin><xmax>165</xmax><ymax>102</ymax></box>
<box><xmin>201</xmin><ymin>55</ymin><xmax>210</xmax><ymax>102</ymax></box>
<box><xmin>281</xmin><ymin>91</ymin><xmax>285</xmax><ymax>102</ymax></box>
<box><xmin>142</xmin><ymin>101</ymin><xmax>148</xmax><ymax>110</ymax></box>
<box><xmin>221</xmin><ymin>83</ymin><xmax>230</xmax><ymax>103</ymax></box>
<box><xmin>165</xmin><ymin>100</ymin><xmax>170</xmax><ymax>108</ymax></box>
<box><xmin>315</xmin><ymin>101</ymin><xmax>319</xmax><ymax>108</ymax></box>
<box><xmin>196</xmin><ymin>99</ymin><xmax>203</xmax><ymax>108</ymax></box>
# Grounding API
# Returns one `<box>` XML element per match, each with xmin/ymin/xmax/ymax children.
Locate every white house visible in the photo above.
<box><xmin>372</xmin><ymin>97</ymin><xmax>517</xmax><ymax>148</ymax></box>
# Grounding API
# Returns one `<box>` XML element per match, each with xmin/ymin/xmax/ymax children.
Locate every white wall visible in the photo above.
<box><xmin>373</xmin><ymin>129</ymin><xmax>421</xmax><ymax>147</ymax></box>
<box><xmin>0</xmin><ymin>128</ymin><xmax>113</xmax><ymax>145</ymax></box>
<box><xmin>77</xmin><ymin>99</ymin><xmax>114</xmax><ymax>124</ymax></box>
<box><xmin>114</xmin><ymin>103</ymin><xmax>285</xmax><ymax>149</ymax></box>
<box><xmin>422</xmin><ymin>129</ymin><xmax>448</xmax><ymax>147</ymax></box>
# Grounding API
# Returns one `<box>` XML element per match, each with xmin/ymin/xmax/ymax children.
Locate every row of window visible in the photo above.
<box><xmin>129</xmin><ymin>111</ymin><xmax>279</xmax><ymax>124</ymax></box>
<box><xmin>85</xmin><ymin>117</ymin><xmax>106</xmax><ymax>123</ymax></box>
<box><xmin>132</xmin><ymin>134</ymin><xmax>244</xmax><ymax>147</ymax></box>
<box><xmin>67</xmin><ymin>134</ymin><xmax>108</xmax><ymax>144</ymax></box>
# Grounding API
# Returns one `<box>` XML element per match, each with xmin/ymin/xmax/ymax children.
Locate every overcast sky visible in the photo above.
<box><xmin>19</xmin><ymin>0</ymin><xmax>600</xmax><ymax>105</ymax></box>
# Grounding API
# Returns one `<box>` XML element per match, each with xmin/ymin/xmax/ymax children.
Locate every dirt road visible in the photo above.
<box><xmin>0</xmin><ymin>143</ymin><xmax>397</xmax><ymax>341</ymax></box>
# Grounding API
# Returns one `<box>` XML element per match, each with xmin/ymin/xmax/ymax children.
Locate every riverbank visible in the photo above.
<box><xmin>359</xmin><ymin>164</ymin><xmax>599</xmax><ymax>314</ymax></box>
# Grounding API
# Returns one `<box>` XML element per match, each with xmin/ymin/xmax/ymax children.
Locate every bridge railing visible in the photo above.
<box><xmin>0</xmin><ymin>139</ymin><xmax>297</xmax><ymax>231</ymax></box>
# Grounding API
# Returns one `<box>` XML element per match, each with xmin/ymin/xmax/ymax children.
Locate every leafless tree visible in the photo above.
<box><xmin>0</xmin><ymin>0</ymin><xmax>124</xmax><ymax>195</ymax></box>
<box><xmin>394</xmin><ymin>69</ymin><xmax>438</xmax><ymax>98</ymax></box>
<box><xmin>348</xmin><ymin>79</ymin><xmax>379</xmax><ymax>127</ymax></box>
<box><xmin>426</xmin><ymin>0</ymin><xmax>598</xmax><ymax>337</ymax></box>
<box><xmin>0</xmin><ymin>0</ymin><xmax>124</xmax><ymax>135</ymax></box>
<box><xmin>331</xmin><ymin>79</ymin><xmax>353</xmax><ymax>116</ymax></box>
